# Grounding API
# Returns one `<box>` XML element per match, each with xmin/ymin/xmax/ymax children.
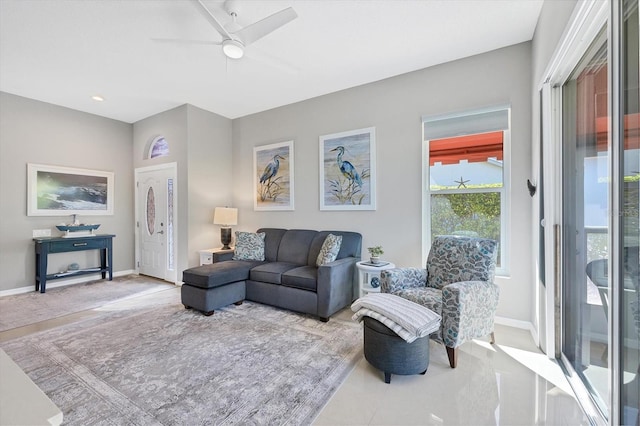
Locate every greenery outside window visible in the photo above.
<box><xmin>423</xmin><ymin>108</ymin><xmax>510</xmax><ymax>275</ymax></box>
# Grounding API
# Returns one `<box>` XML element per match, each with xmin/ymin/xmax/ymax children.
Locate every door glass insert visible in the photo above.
<box><xmin>146</xmin><ymin>186</ymin><xmax>155</xmax><ymax>235</ymax></box>
<box><xmin>167</xmin><ymin>178</ymin><xmax>174</xmax><ymax>271</ymax></box>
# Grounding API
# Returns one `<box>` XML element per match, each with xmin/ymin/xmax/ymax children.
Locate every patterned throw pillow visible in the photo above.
<box><xmin>316</xmin><ymin>234</ymin><xmax>342</xmax><ymax>266</ymax></box>
<box><xmin>233</xmin><ymin>232</ymin><xmax>266</xmax><ymax>261</ymax></box>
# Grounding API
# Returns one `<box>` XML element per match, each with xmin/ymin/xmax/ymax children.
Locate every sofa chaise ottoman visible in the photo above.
<box><xmin>181</xmin><ymin>228</ymin><xmax>362</xmax><ymax>321</ymax></box>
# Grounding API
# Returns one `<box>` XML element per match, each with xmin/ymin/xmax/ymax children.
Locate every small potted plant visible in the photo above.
<box><xmin>367</xmin><ymin>246</ymin><xmax>384</xmax><ymax>264</ymax></box>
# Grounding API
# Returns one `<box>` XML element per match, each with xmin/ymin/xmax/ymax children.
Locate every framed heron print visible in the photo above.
<box><xmin>319</xmin><ymin>127</ymin><xmax>376</xmax><ymax>210</ymax></box>
<box><xmin>253</xmin><ymin>141</ymin><xmax>294</xmax><ymax>211</ymax></box>
<box><xmin>27</xmin><ymin>163</ymin><xmax>114</xmax><ymax>216</ymax></box>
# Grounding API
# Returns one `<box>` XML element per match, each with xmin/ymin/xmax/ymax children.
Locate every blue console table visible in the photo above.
<box><xmin>33</xmin><ymin>234</ymin><xmax>115</xmax><ymax>293</ymax></box>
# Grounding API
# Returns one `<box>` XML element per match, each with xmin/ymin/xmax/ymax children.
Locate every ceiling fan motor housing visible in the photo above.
<box><xmin>224</xmin><ymin>0</ymin><xmax>241</xmax><ymax>18</ymax></box>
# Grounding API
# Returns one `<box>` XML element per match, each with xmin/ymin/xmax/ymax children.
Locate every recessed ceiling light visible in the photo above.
<box><xmin>91</xmin><ymin>95</ymin><xmax>105</xmax><ymax>102</ymax></box>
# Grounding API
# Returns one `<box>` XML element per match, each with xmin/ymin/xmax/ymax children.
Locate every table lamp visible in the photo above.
<box><xmin>213</xmin><ymin>207</ymin><xmax>238</xmax><ymax>250</ymax></box>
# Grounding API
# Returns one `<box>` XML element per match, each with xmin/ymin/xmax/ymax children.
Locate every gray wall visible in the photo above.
<box><xmin>133</xmin><ymin>105</ymin><xmax>189</xmax><ymax>279</ymax></box>
<box><xmin>0</xmin><ymin>93</ymin><xmax>231</xmax><ymax>292</ymax></box>
<box><xmin>0</xmin><ymin>92</ymin><xmax>134</xmax><ymax>292</ymax></box>
<box><xmin>532</xmin><ymin>0</ymin><xmax>579</xmax><ymax>86</ymax></box>
<box><xmin>132</xmin><ymin>104</ymin><xmax>233</xmax><ymax>276</ymax></box>
<box><xmin>186</xmin><ymin>104</ymin><xmax>233</xmax><ymax>266</ymax></box>
<box><xmin>530</xmin><ymin>0</ymin><xmax>578</xmax><ymax>349</ymax></box>
<box><xmin>0</xmin><ymin>0</ymin><xmax>582</xmax><ymax>327</ymax></box>
<box><xmin>232</xmin><ymin>42</ymin><xmax>533</xmax><ymax>322</ymax></box>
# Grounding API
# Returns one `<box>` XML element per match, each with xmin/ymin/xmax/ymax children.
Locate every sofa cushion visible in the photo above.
<box><xmin>182</xmin><ymin>260</ymin><xmax>261</xmax><ymax>289</ymax></box>
<box><xmin>277</xmin><ymin>230</ymin><xmax>318</xmax><ymax>265</ymax></box>
<box><xmin>233</xmin><ymin>231</ymin><xmax>266</xmax><ymax>261</ymax></box>
<box><xmin>257</xmin><ymin>228</ymin><xmax>288</xmax><ymax>262</ymax></box>
<box><xmin>282</xmin><ymin>266</ymin><xmax>318</xmax><ymax>291</ymax></box>
<box><xmin>316</xmin><ymin>234</ymin><xmax>342</xmax><ymax>266</ymax></box>
<box><xmin>250</xmin><ymin>262</ymin><xmax>299</xmax><ymax>284</ymax></box>
<box><xmin>308</xmin><ymin>231</ymin><xmax>363</xmax><ymax>265</ymax></box>
<box><xmin>391</xmin><ymin>287</ymin><xmax>443</xmax><ymax>319</ymax></box>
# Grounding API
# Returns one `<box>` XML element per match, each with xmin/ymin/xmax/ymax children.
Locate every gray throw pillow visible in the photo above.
<box><xmin>233</xmin><ymin>231</ymin><xmax>266</xmax><ymax>261</ymax></box>
<box><xmin>316</xmin><ymin>234</ymin><xmax>342</xmax><ymax>266</ymax></box>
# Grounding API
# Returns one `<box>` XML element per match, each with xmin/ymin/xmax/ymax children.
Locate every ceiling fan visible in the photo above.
<box><xmin>190</xmin><ymin>0</ymin><xmax>297</xmax><ymax>60</ymax></box>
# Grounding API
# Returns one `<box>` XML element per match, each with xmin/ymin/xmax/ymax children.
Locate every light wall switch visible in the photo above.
<box><xmin>32</xmin><ymin>229</ymin><xmax>51</xmax><ymax>238</ymax></box>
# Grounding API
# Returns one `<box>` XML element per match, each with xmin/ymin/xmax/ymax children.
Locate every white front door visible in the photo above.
<box><xmin>137</xmin><ymin>166</ymin><xmax>174</xmax><ymax>281</ymax></box>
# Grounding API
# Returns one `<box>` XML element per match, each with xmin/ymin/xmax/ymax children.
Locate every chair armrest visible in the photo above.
<box><xmin>380</xmin><ymin>268</ymin><xmax>427</xmax><ymax>293</ymax></box>
<box><xmin>441</xmin><ymin>280</ymin><xmax>500</xmax><ymax>348</ymax></box>
<box><xmin>317</xmin><ymin>257</ymin><xmax>358</xmax><ymax>318</ymax></box>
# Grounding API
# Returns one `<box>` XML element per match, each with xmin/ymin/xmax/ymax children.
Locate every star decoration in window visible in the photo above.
<box><xmin>454</xmin><ymin>176</ymin><xmax>470</xmax><ymax>188</ymax></box>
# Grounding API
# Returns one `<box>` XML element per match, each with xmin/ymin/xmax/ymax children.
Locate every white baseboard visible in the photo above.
<box><xmin>495</xmin><ymin>315</ymin><xmax>538</xmax><ymax>345</ymax></box>
<box><xmin>494</xmin><ymin>315</ymin><xmax>532</xmax><ymax>330</ymax></box>
<box><xmin>0</xmin><ymin>270</ymin><xmax>136</xmax><ymax>297</ymax></box>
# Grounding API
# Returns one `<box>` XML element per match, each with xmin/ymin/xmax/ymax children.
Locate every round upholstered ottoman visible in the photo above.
<box><xmin>363</xmin><ymin>316</ymin><xmax>430</xmax><ymax>383</ymax></box>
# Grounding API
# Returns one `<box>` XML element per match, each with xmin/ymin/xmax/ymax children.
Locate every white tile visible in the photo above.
<box><xmin>1</xmin><ymin>286</ymin><xmax>589</xmax><ymax>426</ymax></box>
<box><xmin>316</xmin><ymin>328</ymin><xmax>589</xmax><ymax>426</ymax></box>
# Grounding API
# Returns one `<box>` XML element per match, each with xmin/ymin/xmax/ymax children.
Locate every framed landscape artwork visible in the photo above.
<box><xmin>253</xmin><ymin>141</ymin><xmax>294</xmax><ymax>211</ymax></box>
<box><xmin>319</xmin><ymin>127</ymin><xmax>376</xmax><ymax>210</ymax></box>
<box><xmin>27</xmin><ymin>163</ymin><xmax>114</xmax><ymax>216</ymax></box>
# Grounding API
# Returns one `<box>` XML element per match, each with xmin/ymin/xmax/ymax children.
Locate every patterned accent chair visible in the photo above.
<box><xmin>380</xmin><ymin>235</ymin><xmax>499</xmax><ymax>368</ymax></box>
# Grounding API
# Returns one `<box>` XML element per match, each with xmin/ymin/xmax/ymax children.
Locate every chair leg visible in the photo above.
<box><xmin>490</xmin><ymin>331</ymin><xmax>495</xmax><ymax>344</ymax></box>
<box><xmin>446</xmin><ymin>346</ymin><xmax>457</xmax><ymax>368</ymax></box>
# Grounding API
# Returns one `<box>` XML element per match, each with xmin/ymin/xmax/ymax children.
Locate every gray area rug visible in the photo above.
<box><xmin>0</xmin><ymin>275</ymin><xmax>173</xmax><ymax>331</ymax></box>
<box><xmin>1</xmin><ymin>301</ymin><xmax>362</xmax><ymax>425</ymax></box>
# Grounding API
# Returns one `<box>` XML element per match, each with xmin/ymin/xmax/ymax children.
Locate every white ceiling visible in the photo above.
<box><xmin>0</xmin><ymin>0</ymin><xmax>543</xmax><ymax>123</ymax></box>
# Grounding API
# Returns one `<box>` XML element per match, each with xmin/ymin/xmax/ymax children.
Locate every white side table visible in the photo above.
<box><xmin>356</xmin><ymin>260</ymin><xmax>396</xmax><ymax>297</ymax></box>
<box><xmin>198</xmin><ymin>248</ymin><xmax>233</xmax><ymax>265</ymax></box>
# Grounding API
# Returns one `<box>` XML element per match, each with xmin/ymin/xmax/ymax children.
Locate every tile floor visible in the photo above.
<box><xmin>315</xmin><ymin>312</ymin><xmax>590</xmax><ymax>425</ymax></box>
<box><xmin>0</xmin><ymin>283</ymin><xmax>589</xmax><ymax>425</ymax></box>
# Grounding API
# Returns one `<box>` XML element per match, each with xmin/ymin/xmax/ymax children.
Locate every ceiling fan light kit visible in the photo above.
<box><xmin>191</xmin><ymin>0</ymin><xmax>297</xmax><ymax>61</ymax></box>
<box><xmin>222</xmin><ymin>39</ymin><xmax>244</xmax><ymax>59</ymax></box>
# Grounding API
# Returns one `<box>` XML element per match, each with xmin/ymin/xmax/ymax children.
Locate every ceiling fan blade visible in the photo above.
<box><xmin>234</xmin><ymin>7</ymin><xmax>297</xmax><ymax>46</ymax></box>
<box><xmin>190</xmin><ymin>0</ymin><xmax>233</xmax><ymax>40</ymax></box>
<box><xmin>245</xmin><ymin>48</ymin><xmax>299</xmax><ymax>75</ymax></box>
<box><xmin>151</xmin><ymin>37</ymin><xmax>221</xmax><ymax>46</ymax></box>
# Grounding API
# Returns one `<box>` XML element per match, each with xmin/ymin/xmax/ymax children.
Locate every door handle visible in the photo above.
<box><xmin>158</xmin><ymin>230</ymin><xmax>164</xmax><ymax>235</ymax></box>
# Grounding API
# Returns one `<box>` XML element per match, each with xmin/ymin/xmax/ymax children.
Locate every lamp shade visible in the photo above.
<box><xmin>213</xmin><ymin>207</ymin><xmax>238</xmax><ymax>226</ymax></box>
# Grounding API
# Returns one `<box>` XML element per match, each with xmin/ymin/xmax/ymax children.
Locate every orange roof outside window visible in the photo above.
<box><xmin>429</xmin><ymin>131</ymin><xmax>503</xmax><ymax>166</ymax></box>
<box><xmin>595</xmin><ymin>113</ymin><xmax>640</xmax><ymax>152</ymax></box>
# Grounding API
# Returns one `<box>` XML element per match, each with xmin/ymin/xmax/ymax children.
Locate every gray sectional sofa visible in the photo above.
<box><xmin>181</xmin><ymin>228</ymin><xmax>362</xmax><ymax>321</ymax></box>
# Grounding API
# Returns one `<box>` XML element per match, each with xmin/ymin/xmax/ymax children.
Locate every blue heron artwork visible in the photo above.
<box><xmin>260</xmin><ymin>154</ymin><xmax>285</xmax><ymax>185</ymax></box>
<box><xmin>254</xmin><ymin>141</ymin><xmax>294</xmax><ymax>211</ymax></box>
<box><xmin>320</xmin><ymin>127</ymin><xmax>376</xmax><ymax>210</ymax></box>
<box><xmin>330</xmin><ymin>146</ymin><xmax>363</xmax><ymax>188</ymax></box>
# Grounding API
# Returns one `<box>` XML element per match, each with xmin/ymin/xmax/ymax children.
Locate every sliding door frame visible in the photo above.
<box><xmin>539</xmin><ymin>1</ymin><xmax>612</xmax><ymax>424</ymax></box>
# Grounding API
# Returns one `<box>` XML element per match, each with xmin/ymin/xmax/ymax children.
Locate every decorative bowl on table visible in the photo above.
<box><xmin>56</xmin><ymin>224</ymin><xmax>100</xmax><ymax>237</ymax></box>
<box><xmin>56</xmin><ymin>224</ymin><xmax>100</xmax><ymax>231</ymax></box>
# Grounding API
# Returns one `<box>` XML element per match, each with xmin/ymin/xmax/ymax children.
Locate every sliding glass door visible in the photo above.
<box><xmin>618</xmin><ymin>0</ymin><xmax>639</xmax><ymax>423</ymax></box>
<box><xmin>558</xmin><ymin>1</ymin><xmax>639</xmax><ymax>423</ymax></box>
<box><xmin>561</xmin><ymin>25</ymin><xmax>610</xmax><ymax>417</ymax></box>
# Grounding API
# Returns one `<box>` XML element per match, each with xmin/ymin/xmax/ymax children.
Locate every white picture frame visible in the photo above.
<box><xmin>27</xmin><ymin>163</ymin><xmax>115</xmax><ymax>216</ymax></box>
<box><xmin>253</xmin><ymin>141</ymin><xmax>294</xmax><ymax>211</ymax></box>
<box><xmin>319</xmin><ymin>127</ymin><xmax>376</xmax><ymax>210</ymax></box>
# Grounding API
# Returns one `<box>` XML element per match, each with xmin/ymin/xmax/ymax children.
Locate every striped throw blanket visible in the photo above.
<box><xmin>351</xmin><ymin>293</ymin><xmax>441</xmax><ymax>343</ymax></box>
